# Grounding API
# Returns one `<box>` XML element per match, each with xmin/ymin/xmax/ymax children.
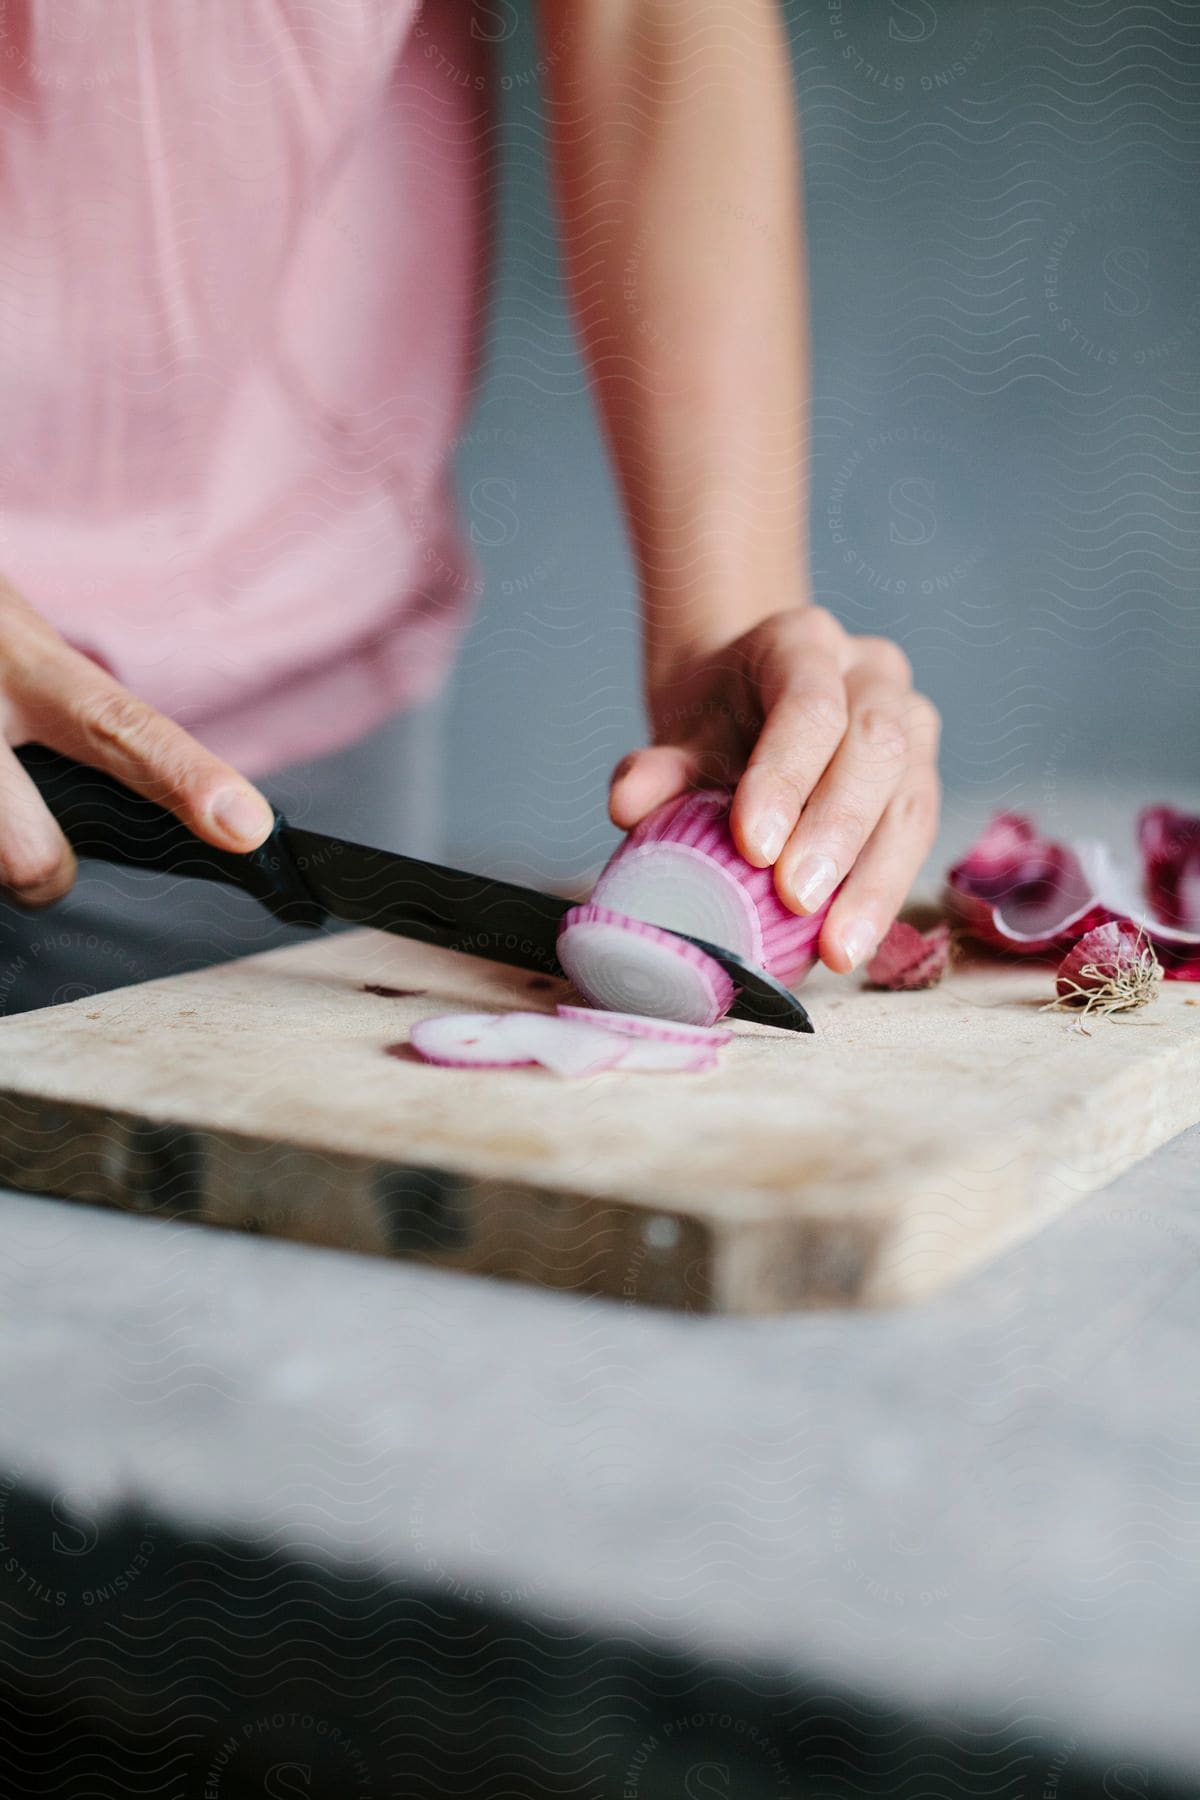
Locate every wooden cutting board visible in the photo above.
<box><xmin>0</xmin><ymin>926</ymin><xmax>1196</xmax><ymax>1313</ymax></box>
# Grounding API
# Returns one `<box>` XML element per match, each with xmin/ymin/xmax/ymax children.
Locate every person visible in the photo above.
<box><xmin>0</xmin><ymin>0</ymin><xmax>939</xmax><ymax>1012</ymax></box>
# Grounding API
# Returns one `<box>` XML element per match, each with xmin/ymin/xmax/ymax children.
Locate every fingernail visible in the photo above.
<box><xmin>840</xmin><ymin>917</ymin><xmax>879</xmax><ymax>970</ymax></box>
<box><xmin>789</xmin><ymin>854</ymin><xmax>838</xmax><ymax>914</ymax></box>
<box><xmin>751</xmin><ymin>807</ymin><xmax>791</xmax><ymax>865</ymax></box>
<box><xmin>210</xmin><ymin>787</ymin><xmax>274</xmax><ymax>847</ymax></box>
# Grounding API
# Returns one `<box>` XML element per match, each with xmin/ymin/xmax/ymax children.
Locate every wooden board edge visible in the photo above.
<box><xmin>0</xmin><ymin>1089</ymin><xmax>726</xmax><ymax>1312</ymax></box>
<box><xmin>861</xmin><ymin>1027</ymin><xmax>1200</xmax><ymax>1306</ymax></box>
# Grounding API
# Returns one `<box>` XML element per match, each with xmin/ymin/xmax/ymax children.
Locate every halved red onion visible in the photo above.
<box><xmin>556</xmin><ymin>902</ymin><xmax>735</xmax><ymax>1027</ymax></box>
<box><xmin>556</xmin><ymin>1003</ymin><xmax>733</xmax><ymax>1047</ymax></box>
<box><xmin>591</xmin><ymin>790</ymin><xmax>832</xmax><ymax>986</ymax></box>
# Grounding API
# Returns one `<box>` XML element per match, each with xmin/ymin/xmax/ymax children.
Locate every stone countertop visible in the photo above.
<box><xmin>0</xmin><ymin>1116</ymin><xmax>1197</xmax><ymax>1787</ymax></box>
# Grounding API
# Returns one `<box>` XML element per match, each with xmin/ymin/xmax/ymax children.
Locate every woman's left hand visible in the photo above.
<box><xmin>609</xmin><ymin>606</ymin><xmax>942</xmax><ymax>974</ymax></box>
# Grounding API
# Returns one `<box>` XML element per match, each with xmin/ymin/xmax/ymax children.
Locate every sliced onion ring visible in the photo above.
<box><xmin>556</xmin><ymin>1003</ymin><xmax>733</xmax><ymax>1047</ymax></box>
<box><xmin>407</xmin><ymin>1009</ymin><xmax>719</xmax><ymax>1076</ymax></box>
<box><xmin>610</xmin><ymin>1039</ymin><xmax>719</xmax><ymax>1073</ymax></box>
<box><xmin>408</xmin><ymin>1013</ymin><xmax>538</xmax><ymax>1069</ymax></box>
<box><xmin>556</xmin><ymin>902</ymin><xmax>736</xmax><ymax>1027</ymax></box>
<box><xmin>506</xmin><ymin>1013</ymin><xmax>632</xmax><ymax>1077</ymax></box>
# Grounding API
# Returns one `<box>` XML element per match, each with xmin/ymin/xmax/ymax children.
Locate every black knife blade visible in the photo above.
<box><xmin>285</xmin><ymin>825</ymin><xmax>571</xmax><ymax>976</ymax></box>
<box><xmin>284</xmin><ymin>825</ymin><xmax>814</xmax><ymax>1031</ymax></box>
<box><xmin>13</xmin><ymin>745</ymin><xmax>813</xmax><ymax>1032</ymax></box>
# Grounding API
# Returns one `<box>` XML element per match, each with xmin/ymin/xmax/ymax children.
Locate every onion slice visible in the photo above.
<box><xmin>407</xmin><ymin>1008</ymin><xmax>720</xmax><ymax>1076</ymax></box>
<box><xmin>408</xmin><ymin>1013</ymin><xmax>539</xmax><ymax>1069</ymax></box>
<box><xmin>500</xmin><ymin>1012</ymin><xmax>631</xmax><ymax>1078</ymax></box>
<box><xmin>555</xmin><ymin>1004</ymin><xmax>733</xmax><ymax>1047</ymax></box>
<box><xmin>611</xmin><ymin>1039</ymin><xmax>719</xmax><ymax>1073</ymax></box>
<box><xmin>556</xmin><ymin>902</ymin><xmax>735</xmax><ymax>1027</ymax></box>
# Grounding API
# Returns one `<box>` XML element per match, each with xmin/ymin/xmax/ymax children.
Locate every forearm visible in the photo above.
<box><xmin>540</xmin><ymin>0</ymin><xmax>808</xmax><ymax>687</ymax></box>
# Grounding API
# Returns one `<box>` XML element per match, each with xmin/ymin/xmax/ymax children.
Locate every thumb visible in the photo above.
<box><xmin>608</xmin><ymin>744</ymin><xmax>712</xmax><ymax>830</ymax></box>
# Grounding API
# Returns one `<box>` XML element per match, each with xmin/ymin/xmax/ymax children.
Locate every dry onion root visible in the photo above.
<box><xmin>1043</xmin><ymin>922</ymin><xmax>1163</xmax><ymax>1019</ymax></box>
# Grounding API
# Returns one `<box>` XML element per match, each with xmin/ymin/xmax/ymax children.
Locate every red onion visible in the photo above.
<box><xmin>593</xmin><ymin>790</ymin><xmax>832</xmax><ymax>983</ymax></box>
<box><xmin>556</xmin><ymin>790</ymin><xmax>835</xmax><ymax>1025</ymax></box>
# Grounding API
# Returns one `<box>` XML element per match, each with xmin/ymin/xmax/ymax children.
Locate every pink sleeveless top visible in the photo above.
<box><xmin>0</xmin><ymin>0</ymin><xmax>488</xmax><ymax>772</ymax></box>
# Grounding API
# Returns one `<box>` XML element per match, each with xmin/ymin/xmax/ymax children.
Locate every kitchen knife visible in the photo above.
<box><xmin>12</xmin><ymin>745</ymin><xmax>814</xmax><ymax>1032</ymax></box>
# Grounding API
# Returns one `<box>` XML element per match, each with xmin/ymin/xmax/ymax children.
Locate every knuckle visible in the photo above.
<box><xmin>77</xmin><ymin>687</ymin><xmax>160</xmax><ymax>757</ymax></box>
<box><xmin>0</xmin><ymin>612</ymin><xmax>61</xmax><ymax>693</ymax></box>
<box><xmin>855</xmin><ymin>701</ymin><xmax>908</xmax><ymax>761</ymax></box>
<box><xmin>894</xmin><ymin>775</ymin><xmax>940</xmax><ymax>842</ymax></box>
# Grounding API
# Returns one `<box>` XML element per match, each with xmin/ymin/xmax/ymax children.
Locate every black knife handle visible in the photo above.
<box><xmin>12</xmin><ymin>744</ymin><xmax>327</xmax><ymax>927</ymax></box>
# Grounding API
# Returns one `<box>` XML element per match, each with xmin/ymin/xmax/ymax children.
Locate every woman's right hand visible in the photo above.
<box><xmin>0</xmin><ymin>579</ymin><xmax>275</xmax><ymax>909</ymax></box>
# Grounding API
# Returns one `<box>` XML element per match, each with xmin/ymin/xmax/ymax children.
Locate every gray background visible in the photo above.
<box><xmin>441</xmin><ymin>0</ymin><xmax>1200</xmax><ymax>887</ymax></box>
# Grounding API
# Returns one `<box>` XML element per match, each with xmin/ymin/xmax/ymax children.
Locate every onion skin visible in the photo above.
<box><xmin>1055</xmin><ymin>923</ymin><xmax>1145</xmax><ymax>999</ymax></box>
<box><xmin>944</xmin><ymin>811</ymin><xmax>1102</xmax><ymax>953</ymax></box>
<box><xmin>946</xmin><ymin>808</ymin><xmax>1200</xmax><ymax>981</ymax></box>
<box><xmin>865</xmin><ymin>921</ymin><xmax>950</xmax><ymax>991</ymax></box>
<box><xmin>1139</xmin><ymin>806</ymin><xmax>1200</xmax><ymax>932</ymax></box>
<box><xmin>947</xmin><ymin>811</ymin><xmax>1061</xmax><ymax>901</ymax></box>
<box><xmin>1051</xmin><ymin>922</ymin><xmax>1163</xmax><ymax>1015</ymax></box>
